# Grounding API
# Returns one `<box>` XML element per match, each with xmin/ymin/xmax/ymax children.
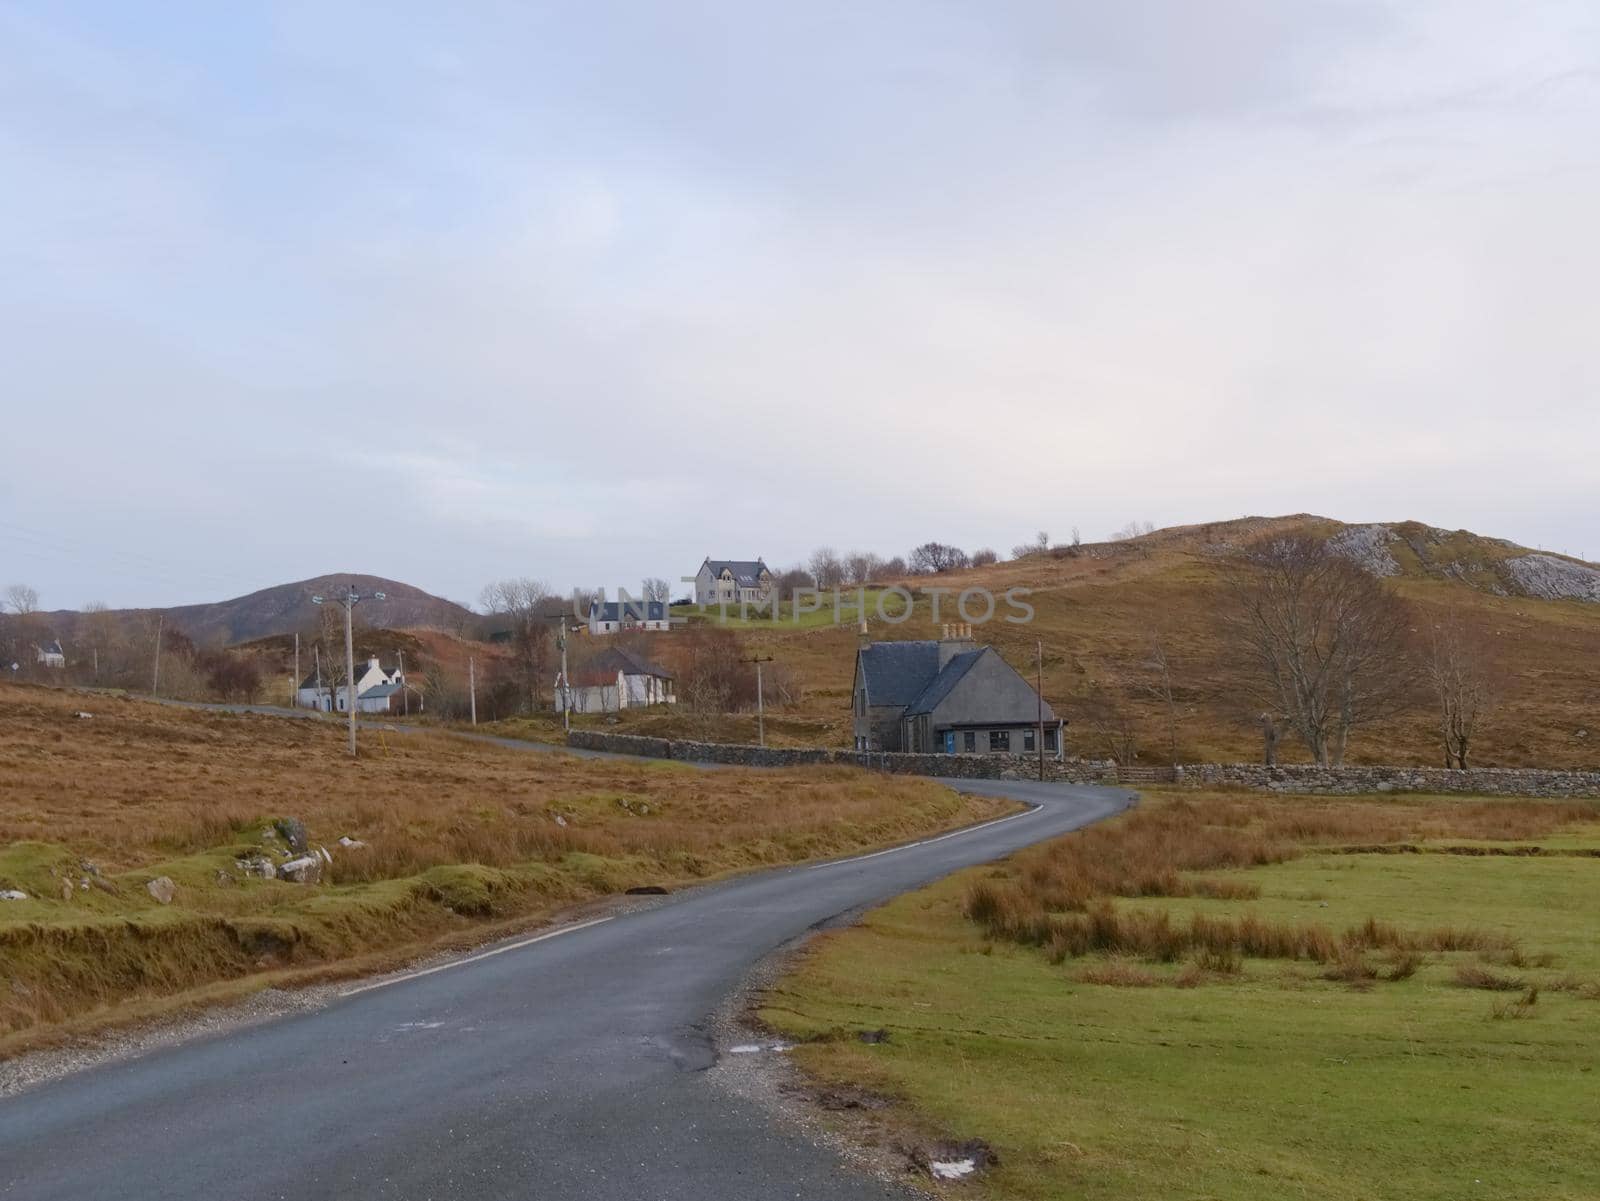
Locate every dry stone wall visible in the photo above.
<box><xmin>565</xmin><ymin>731</ymin><xmax>1600</xmax><ymax>797</ymax></box>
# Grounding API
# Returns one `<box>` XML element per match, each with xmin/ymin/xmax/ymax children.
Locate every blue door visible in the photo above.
<box><xmin>943</xmin><ymin>731</ymin><xmax>955</xmax><ymax>754</ymax></box>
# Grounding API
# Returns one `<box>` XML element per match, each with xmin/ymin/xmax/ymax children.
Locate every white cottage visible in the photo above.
<box><xmin>297</xmin><ymin>656</ymin><xmax>404</xmax><ymax>712</ymax></box>
<box><xmin>556</xmin><ymin>646</ymin><xmax>675</xmax><ymax>714</ymax></box>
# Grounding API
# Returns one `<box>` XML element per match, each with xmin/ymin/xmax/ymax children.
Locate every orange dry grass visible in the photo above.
<box><xmin>742</xmin><ymin>516</ymin><xmax>1600</xmax><ymax>768</ymax></box>
<box><xmin>0</xmin><ymin>684</ymin><xmax>997</xmax><ymax>882</ymax></box>
<box><xmin>0</xmin><ymin>683</ymin><xmax>1011</xmax><ymax>1046</ymax></box>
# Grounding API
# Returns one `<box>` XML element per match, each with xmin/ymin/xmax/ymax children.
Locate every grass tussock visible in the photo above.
<box><xmin>1075</xmin><ymin>960</ymin><xmax>1162</xmax><ymax>987</ymax></box>
<box><xmin>1454</xmin><ymin>964</ymin><xmax>1528</xmax><ymax>992</ymax></box>
<box><xmin>967</xmin><ymin>791</ymin><xmax>1574</xmax><ymax>985</ymax></box>
<box><xmin>1489</xmin><ymin>987</ymin><xmax>1540</xmax><ymax>1019</ymax></box>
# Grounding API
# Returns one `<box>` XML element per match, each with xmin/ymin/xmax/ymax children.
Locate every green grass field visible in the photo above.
<box><xmin>762</xmin><ymin>793</ymin><xmax>1600</xmax><ymax>1200</ymax></box>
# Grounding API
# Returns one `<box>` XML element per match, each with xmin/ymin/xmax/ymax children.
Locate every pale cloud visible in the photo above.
<box><xmin>1</xmin><ymin>1</ymin><xmax>1596</xmax><ymax>608</ymax></box>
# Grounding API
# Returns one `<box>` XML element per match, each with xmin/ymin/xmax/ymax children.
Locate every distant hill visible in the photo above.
<box><xmin>40</xmin><ymin>574</ymin><xmax>475</xmax><ymax>647</ymax></box>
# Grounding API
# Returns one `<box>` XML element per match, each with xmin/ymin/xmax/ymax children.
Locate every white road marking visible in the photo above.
<box><xmin>341</xmin><ymin>803</ymin><xmax>1047</xmax><ymax>997</ymax></box>
<box><xmin>339</xmin><ymin>916</ymin><xmax>614</xmax><ymax>998</ymax></box>
<box><xmin>805</xmin><ymin>803</ymin><xmax>1042</xmax><ymax>871</ymax></box>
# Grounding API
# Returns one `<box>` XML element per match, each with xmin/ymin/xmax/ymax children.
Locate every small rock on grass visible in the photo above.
<box><xmin>235</xmin><ymin>855</ymin><xmax>276</xmax><ymax>880</ymax></box>
<box><xmin>146</xmin><ymin>876</ymin><xmax>177</xmax><ymax>905</ymax></box>
<box><xmin>274</xmin><ymin>818</ymin><xmax>309</xmax><ymax>854</ymax></box>
<box><xmin>276</xmin><ymin>855</ymin><xmax>323</xmax><ymax>885</ymax></box>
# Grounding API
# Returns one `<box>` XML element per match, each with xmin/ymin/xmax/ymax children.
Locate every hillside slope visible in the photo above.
<box><xmin>40</xmin><ymin>574</ymin><xmax>474</xmax><ymax>646</ymax></box>
<box><xmin>736</xmin><ymin>516</ymin><xmax>1600</xmax><ymax>769</ymax></box>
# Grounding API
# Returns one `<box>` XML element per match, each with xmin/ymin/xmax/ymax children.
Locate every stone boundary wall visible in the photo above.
<box><xmin>564</xmin><ymin>731</ymin><xmax>1600</xmax><ymax>797</ymax></box>
<box><xmin>1173</xmin><ymin>763</ymin><xmax>1600</xmax><ymax>798</ymax></box>
<box><xmin>564</xmin><ymin>730</ymin><xmax>1114</xmax><ymax>783</ymax></box>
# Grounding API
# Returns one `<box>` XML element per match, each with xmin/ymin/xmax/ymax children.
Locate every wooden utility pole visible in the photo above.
<box><xmin>151</xmin><ymin>615</ymin><xmax>163</xmax><ymax>696</ymax></box>
<box><xmin>558</xmin><ymin>618</ymin><xmax>570</xmax><ymax>731</ymax></box>
<box><xmin>398</xmin><ymin>649</ymin><xmax>407</xmax><ymax>716</ymax></box>
<box><xmin>1036</xmin><ymin>639</ymin><xmax>1045</xmax><ymax>782</ymax></box>
<box><xmin>469</xmin><ymin>655</ymin><xmax>477</xmax><ymax>726</ymax></box>
<box><xmin>293</xmin><ymin>632</ymin><xmax>300</xmax><ymax>709</ymax></box>
<box><xmin>343</xmin><ymin>598</ymin><xmax>357</xmax><ymax>756</ymax></box>
<box><xmin>742</xmin><ymin>654</ymin><xmax>774</xmax><ymax>747</ymax></box>
<box><xmin>311</xmin><ymin>586</ymin><xmax>384</xmax><ymax>757</ymax></box>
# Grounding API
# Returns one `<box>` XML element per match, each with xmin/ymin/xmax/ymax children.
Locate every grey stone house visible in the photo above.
<box><xmin>850</xmin><ymin>625</ymin><xmax>1064</xmax><ymax>755</ymax></box>
<box><xmin>693</xmin><ymin>558</ymin><xmax>775</xmax><ymax>607</ymax></box>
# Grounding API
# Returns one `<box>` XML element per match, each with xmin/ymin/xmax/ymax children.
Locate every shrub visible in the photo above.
<box><xmin>1076</xmin><ymin>960</ymin><xmax>1161</xmax><ymax>987</ymax></box>
<box><xmin>1454</xmin><ymin>964</ymin><xmax>1527</xmax><ymax>992</ymax></box>
<box><xmin>1383</xmin><ymin>951</ymin><xmax>1423</xmax><ymax>981</ymax></box>
<box><xmin>1489</xmin><ymin>987</ymin><xmax>1539</xmax><ymax>1019</ymax></box>
<box><xmin>1323</xmin><ymin>948</ymin><xmax>1378</xmax><ymax>985</ymax></box>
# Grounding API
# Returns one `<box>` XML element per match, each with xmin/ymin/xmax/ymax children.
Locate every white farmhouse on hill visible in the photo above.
<box><xmin>588</xmin><ymin>599</ymin><xmax>670</xmax><ymax>635</ymax></box>
<box><xmin>693</xmin><ymin>558</ymin><xmax>774</xmax><ymax>607</ymax></box>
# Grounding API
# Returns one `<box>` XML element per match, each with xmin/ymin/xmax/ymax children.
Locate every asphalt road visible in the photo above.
<box><xmin>0</xmin><ymin>777</ymin><xmax>1128</xmax><ymax>1200</ymax></box>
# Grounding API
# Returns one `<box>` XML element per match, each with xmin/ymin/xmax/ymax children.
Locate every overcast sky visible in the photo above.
<box><xmin>2</xmin><ymin>1</ymin><xmax>1597</xmax><ymax>609</ymax></box>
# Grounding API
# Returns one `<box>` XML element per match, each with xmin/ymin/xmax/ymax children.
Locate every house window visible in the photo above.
<box><xmin>1045</xmin><ymin>728</ymin><xmax>1058</xmax><ymax>751</ymax></box>
<box><xmin>989</xmin><ymin>730</ymin><xmax>1010</xmax><ymax>752</ymax></box>
<box><xmin>963</xmin><ymin>731</ymin><xmax>975</xmax><ymax>753</ymax></box>
<box><xmin>857</xmin><ymin>690</ymin><xmax>865</xmax><ymax>716</ymax></box>
<box><xmin>1024</xmin><ymin>729</ymin><xmax>1036</xmax><ymax>752</ymax></box>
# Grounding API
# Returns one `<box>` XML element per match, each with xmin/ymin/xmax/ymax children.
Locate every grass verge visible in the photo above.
<box><xmin>761</xmin><ymin>790</ymin><xmax>1600</xmax><ymax>1200</ymax></box>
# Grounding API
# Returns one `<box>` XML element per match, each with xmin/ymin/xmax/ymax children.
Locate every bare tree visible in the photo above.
<box><xmin>775</xmin><ymin>565</ymin><xmax>815</xmax><ymax>596</ymax></box>
<box><xmin>808</xmin><ymin>548</ymin><xmax>846</xmax><ymax>589</ymax></box>
<box><xmin>4</xmin><ymin>584</ymin><xmax>39</xmax><ymax>615</ymax></box>
<box><xmin>641</xmin><ymin>577</ymin><xmax>671</xmax><ymax>604</ymax></box>
<box><xmin>1223</xmin><ymin>537</ymin><xmax>1417</xmax><ymax>766</ymax></box>
<box><xmin>844</xmin><ymin>551</ymin><xmax>884</xmax><ymax>585</ymax></box>
<box><xmin>480</xmin><ymin>578</ymin><xmax>553</xmax><ymax>715</ymax></box>
<box><xmin>1110</xmin><ymin>520</ymin><xmax>1156</xmax><ymax>541</ymax></box>
<box><xmin>1144</xmin><ymin>633</ymin><xmax>1180</xmax><ymax>766</ymax></box>
<box><xmin>1426</xmin><ymin>610</ymin><xmax>1497</xmax><ymax>768</ymax></box>
<box><xmin>970</xmin><ymin>548</ymin><xmax>999</xmax><ymax>567</ymax></box>
<box><xmin>1080</xmin><ymin>682</ymin><xmax>1138</xmax><ymax>765</ymax></box>
<box><xmin>908</xmin><ymin>542</ymin><xmax>970</xmax><ymax>574</ymax></box>
<box><xmin>80</xmin><ymin>601</ymin><xmax>115</xmax><ymax>681</ymax></box>
<box><xmin>1009</xmin><ymin>533</ymin><xmax>1051</xmax><ymax>560</ymax></box>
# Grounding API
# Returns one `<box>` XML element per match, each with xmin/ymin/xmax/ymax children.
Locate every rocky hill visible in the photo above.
<box><xmin>728</xmin><ymin>514</ymin><xmax>1600</xmax><ymax>769</ymax></box>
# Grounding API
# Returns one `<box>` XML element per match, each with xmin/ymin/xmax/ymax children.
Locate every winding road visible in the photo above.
<box><xmin>0</xmin><ymin>774</ymin><xmax>1128</xmax><ymax>1200</ymax></box>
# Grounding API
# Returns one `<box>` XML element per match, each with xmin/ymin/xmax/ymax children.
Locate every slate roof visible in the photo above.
<box><xmin>590</xmin><ymin>600</ymin><xmax>668</xmax><ymax>623</ymax></box>
<box><xmin>358</xmin><ymin>682</ymin><xmax>402</xmax><ymax>699</ymax></box>
<box><xmin>38</xmin><ymin>641</ymin><xmax>64</xmax><ymax>656</ymax></box>
<box><xmin>299</xmin><ymin>666</ymin><xmax>396</xmax><ymax>689</ymax></box>
<box><xmin>855</xmin><ymin>640</ymin><xmax>943</xmax><ymax>707</ymax></box>
<box><xmin>702</xmin><ymin>559</ymin><xmax>770</xmax><ymax>587</ymax></box>
<box><xmin>586</xmin><ymin>646</ymin><xmax>673</xmax><ymax>680</ymax></box>
<box><xmin>905</xmin><ymin>648</ymin><xmax>986</xmax><ymax>715</ymax></box>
